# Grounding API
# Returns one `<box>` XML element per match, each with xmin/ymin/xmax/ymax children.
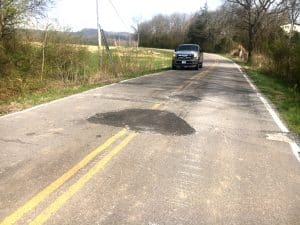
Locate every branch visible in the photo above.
<box><xmin>227</xmin><ymin>0</ymin><xmax>250</xmax><ymax>8</ymax></box>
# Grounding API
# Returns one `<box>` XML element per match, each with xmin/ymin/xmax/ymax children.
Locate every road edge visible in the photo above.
<box><xmin>223</xmin><ymin>56</ymin><xmax>300</xmax><ymax>162</ymax></box>
<box><xmin>0</xmin><ymin>70</ymin><xmax>167</xmax><ymax>120</ymax></box>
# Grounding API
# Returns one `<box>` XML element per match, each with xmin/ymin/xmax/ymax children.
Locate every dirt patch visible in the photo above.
<box><xmin>87</xmin><ymin>109</ymin><xmax>195</xmax><ymax>136</ymax></box>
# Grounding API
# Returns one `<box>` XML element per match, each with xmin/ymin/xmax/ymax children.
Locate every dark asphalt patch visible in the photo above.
<box><xmin>171</xmin><ymin>95</ymin><xmax>201</xmax><ymax>102</ymax></box>
<box><xmin>87</xmin><ymin>109</ymin><xmax>195</xmax><ymax>136</ymax></box>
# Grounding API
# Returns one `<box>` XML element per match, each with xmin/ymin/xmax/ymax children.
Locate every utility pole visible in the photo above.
<box><xmin>96</xmin><ymin>0</ymin><xmax>102</xmax><ymax>66</ymax></box>
<box><xmin>41</xmin><ymin>23</ymin><xmax>51</xmax><ymax>81</ymax></box>
<box><xmin>137</xmin><ymin>24</ymin><xmax>140</xmax><ymax>49</ymax></box>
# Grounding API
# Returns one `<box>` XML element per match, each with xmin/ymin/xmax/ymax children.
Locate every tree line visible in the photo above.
<box><xmin>138</xmin><ymin>0</ymin><xmax>300</xmax><ymax>85</ymax></box>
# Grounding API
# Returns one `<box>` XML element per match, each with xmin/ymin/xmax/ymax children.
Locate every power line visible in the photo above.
<box><xmin>107</xmin><ymin>0</ymin><xmax>132</xmax><ymax>30</ymax></box>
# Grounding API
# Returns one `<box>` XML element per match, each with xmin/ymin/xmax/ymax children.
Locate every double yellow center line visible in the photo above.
<box><xmin>1</xmin><ymin>129</ymin><xmax>137</xmax><ymax>225</ymax></box>
<box><xmin>177</xmin><ymin>59</ymin><xmax>219</xmax><ymax>92</ymax></box>
<box><xmin>29</xmin><ymin>132</ymin><xmax>137</xmax><ymax>225</ymax></box>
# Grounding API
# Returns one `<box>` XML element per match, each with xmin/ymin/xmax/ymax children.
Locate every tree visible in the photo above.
<box><xmin>285</xmin><ymin>0</ymin><xmax>300</xmax><ymax>36</ymax></box>
<box><xmin>187</xmin><ymin>4</ymin><xmax>227</xmax><ymax>52</ymax></box>
<box><xmin>139</xmin><ymin>13</ymin><xmax>189</xmax><ymax>49</ymax></box>
<box><xmin>227</xmin><ymin>0</ymin><xmax>284</xmax><ymax>62</ymax></box>
<box><xmin>187</xmin><ymin>8</ymin><xmax>209</xmax><ymax>47</ymax></box>
<box><xmin>132</xmin><ymin>16</ymin><xmax>142</xmax><ymax>48</ymax></box>
<box><xmin>0</xmin><ymin>0</ymin><xmax>53</xmax><ymax>44</ymax></box>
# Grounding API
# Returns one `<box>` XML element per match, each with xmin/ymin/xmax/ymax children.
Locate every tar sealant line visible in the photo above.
<box><xmin>0</xmin><ymin>71</ymin><xmax>167</xmax><ymax>120</ymax></box>
<box><xmin>234</xmin><ymin>62</ymin><xmax>300</xmax><ymax>162</ymax></box>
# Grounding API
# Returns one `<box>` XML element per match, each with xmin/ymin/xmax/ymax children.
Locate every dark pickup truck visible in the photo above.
<box><xmin>172</xmin><ymin>44</ymin><xmax>203</xmax><ymax>70</ymax></box>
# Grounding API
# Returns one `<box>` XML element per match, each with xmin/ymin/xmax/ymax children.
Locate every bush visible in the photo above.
<box><xmin>290</xmin><ymin>34</ymin><xmax>300</xmax><ymax>87</ymax></box>
<box><xmin>0</xmin><ymin>45</ymin><xmax>13</xmax><ymax>77</ymax></box>
<box><xmin>267</xmin><ymin>32</ymin><xmax>300</xmax><ymax>87</ymax></box>
<box><xmin>0</xmin><ymin>29</ymin><xmax>99</xmax><ymax>103</ymax></box>
<box><xmin>44</xmin><ymin>41</ymin><xmax>92</xmax><ymax>82</ymax></box>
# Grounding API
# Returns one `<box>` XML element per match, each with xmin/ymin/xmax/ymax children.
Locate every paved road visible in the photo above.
<box><xmin>1</xmin><ymin>54</ymin><xmax>299</xmax><ymax>225</ymax></box>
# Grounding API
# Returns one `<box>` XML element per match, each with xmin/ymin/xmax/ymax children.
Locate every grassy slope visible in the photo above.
<box><xmin>0</xmin><ymin>47</ymin><xmax>172</xmax><ymax>115</ymax></box>
<box><xmin>246</xmin><ymin>69</ymin><xmax>300</xmax><ymax>135</ymax></box>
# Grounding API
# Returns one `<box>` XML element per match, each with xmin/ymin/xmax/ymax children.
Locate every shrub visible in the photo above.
<box><xmin>267</xmin><ymin>32</ymin><xmax>300</xmax><ymax>87</ymax></box>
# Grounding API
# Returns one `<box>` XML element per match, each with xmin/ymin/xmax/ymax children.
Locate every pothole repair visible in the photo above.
<box><xmin>87</xmin><ymin>109</ymin><xmax>195</xmax><ymax>136</ymax></box>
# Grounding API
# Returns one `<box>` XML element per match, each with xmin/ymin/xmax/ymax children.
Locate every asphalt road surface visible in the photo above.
<box><xmin>1</xmin><ymin>54</ymin><xmax>299</xmax><ymax>225</ymax></box>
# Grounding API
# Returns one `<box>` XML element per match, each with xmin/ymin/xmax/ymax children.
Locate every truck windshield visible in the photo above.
<box><xmin>177</xmin><ymin>45</ymin><xmax>199</xmax><ymax>51</ymax></box>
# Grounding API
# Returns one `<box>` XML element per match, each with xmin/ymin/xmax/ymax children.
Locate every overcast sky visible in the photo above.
<box><xmin>47</xmin><ymin>0</ymin><xmax>223</xmax><ymax>32</ymax></box>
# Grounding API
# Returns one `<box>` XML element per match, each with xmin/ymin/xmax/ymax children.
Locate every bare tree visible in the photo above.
<box><xmin>132</xmin><ymin>16</ymin><xmax>142</xmax><ymax>49</ymax></box>
<box><xmin>285</xmin><ymin>0</ymin><xmax>300</xmax><ymax>35</ymax></box>
<box><xmin>0</xmin><ymin>0</ymin><xmax>53</xmax><ymax>43</ymax></box>
<box><xmin>139</xmin><ymin>13</ymin><xmax>189</xmax><ymax>49</ymax></box>
<box><xmin>227</xmin><ymin>0</ymin><xmax>284</xmax><ymax>62</ymax></box>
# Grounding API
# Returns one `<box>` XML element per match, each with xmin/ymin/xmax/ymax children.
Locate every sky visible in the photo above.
<box><xmin>47</xmin><ymin>0</ymin><xmax>223</xmax><ymax>32</ymax></box>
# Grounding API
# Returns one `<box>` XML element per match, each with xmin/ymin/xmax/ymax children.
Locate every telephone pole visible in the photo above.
<box><xmin>96</xmin><ymin>0</ymin><xmax>102</xmax><ymax>66</ymax></box>
<box><xmin>137</xmin><ymin>24</ymin><xmax>140</xmax><ymax>49</ymax></box>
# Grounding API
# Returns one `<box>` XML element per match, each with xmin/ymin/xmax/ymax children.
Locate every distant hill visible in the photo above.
<box><xmin>20</xmin><ymin>28</ymin><xmax>134</xmax><ymax>46</ymax></box>
<box><xmin>74</xmin><ymin>28</ymin><xmax>133</xmax><ymax>45</ymax></box>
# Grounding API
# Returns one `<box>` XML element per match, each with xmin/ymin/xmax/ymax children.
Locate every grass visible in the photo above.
<box><xmin>226</xmin><ymin>55</ymin><xmax>300</xmax><ymax>136</ymax></box>
<box><xmin>246</xmin><ymin>69</ymin><xmax>300</xmax><ymax>135</ymax></box>
<box><xmin>0</xmin><ymin>47</ymin><xmax>172</xmax><ymax>115</ymax></box>
<box><xmin>0</xmin><ymin>83</ymin><xmax>101</xmax><ymax>114</ymax></box>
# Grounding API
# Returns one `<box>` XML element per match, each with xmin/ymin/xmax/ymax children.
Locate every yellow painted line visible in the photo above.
<box><xmin>184</xmin><ymin>60</ymin><xmax>219</xmax><ymax>86</ymax></box>
<box><xmin>181</xmin><ymin>81</ymin><xmax>195</xmax><ymax>91</ymax></box>
<box><xmin>28</xmin><ymin>132</ymin><xmax>138</xmax><ymax>225</ymax></box>
<box><xmin>177</xmin><ymin>70</ymin><xmax>209</xmax><ymax>92</ymax></box>
<box><xmin>179</xmin><ymin>60</ymin><xmax>220</xmax><ymax>91</ymax></box>
<box><xmin>178</xmin><ymin>81</ymin><xmax>194</xmax><ymax>91</ymax></box>
<box><xmin>151</xmin><ymin>103</ymin><xmax>161</xmax><ymax>109</ymax></box>
<box><xmin>1</xmin><ymin>129</ymin><xmax>127</xmax><ymax>225</ymax></box>
<box><xmin>176</xmin><ymin>59</ymin><xmax>220</xmax><ymax>92</ymax></box>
